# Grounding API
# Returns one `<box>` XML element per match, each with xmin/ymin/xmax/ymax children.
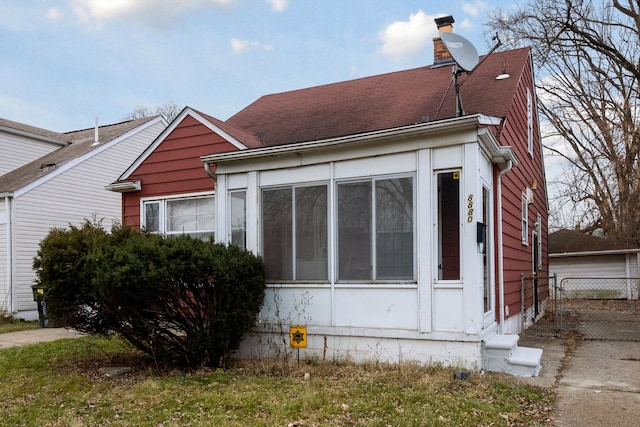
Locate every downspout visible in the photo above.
<box><xmin>204</xmin><ymin>162</ymin><xmax>221</xmax><ymax>244</ymax></box>
<box><xmin>204</xmin><ymin>162</ymin><xmax>217</xmax><ymax>185</ymax></box>
<box><xmin>496</xmin><ymin>160</ymin><xmax>513</xmax><ymax>333</ymax></box>
<box><xmin>3</xmin><ymin>195</ymin><xmax>13</xmax><ymax>314</ymax></box>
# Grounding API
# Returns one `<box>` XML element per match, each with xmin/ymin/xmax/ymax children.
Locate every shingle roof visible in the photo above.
<box><xmin>0</xmin><ymin>117</ymin><xmax>156</xmax><ymax>193</ymax></box>
<box><xmin>194</xmin><ymin>109</ymin><xmax>262</xmax><ymax>149</ymax></box>
<box><xmin>226</xmin><ymin>47</ymin><xmax>530</xmax><ymax>147</ymax></box>
<box><xmin>0</xmin><ymin>118</ymin><xmax>69</xmax><ymax>145</ymax></box>
<box><xmin>549</xmin><ymin>229</ymin><xmax>639</xmax><ymax>254</ymax></box>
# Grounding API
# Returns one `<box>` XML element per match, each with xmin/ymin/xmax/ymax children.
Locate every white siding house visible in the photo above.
<box><xmin>0</xmin><ymin>118</ymin><xmax>68</xmax><ymax>176</ymax></box>
<box><xmin>0</xmin><ymin>117</ymin><xmax>166</xmax><ymax>318</ymax></box>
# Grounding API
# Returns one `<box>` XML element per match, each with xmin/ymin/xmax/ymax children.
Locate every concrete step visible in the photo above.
<box><xmin>507</xmin><ymin>346</ymin><xmax>543</xmax><ymax>376</ymax></box>
<box><xmin>483</xmin><ymin>334</ymin><xmax>542</xmax><ymax>377</ymax></box>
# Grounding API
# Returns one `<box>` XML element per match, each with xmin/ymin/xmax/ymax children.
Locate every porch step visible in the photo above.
<box><xmin>483</xmin><ymin>334</ymin><xmax>542</xmax><ymax>377</ymax></box>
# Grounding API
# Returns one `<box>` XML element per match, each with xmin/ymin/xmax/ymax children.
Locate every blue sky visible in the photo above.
<box><xmin>1</xmin><ymin>1</ymin><xmax>515</xmax><ymax>132</ymax></box>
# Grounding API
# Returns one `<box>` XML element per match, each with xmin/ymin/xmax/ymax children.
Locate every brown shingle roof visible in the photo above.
<box><xmin>226</xmin><ymin>47</ymin><xmax>530</xmax><ymax>147</ymax></box>
<box><xmin>0</xmin><ymin>117</ymin><xmax>156</xmax><ymax>193</ymax></box>
<box><xmin>0</xmin><ymin>118</ymin><xmax>69</xmax><ymax>145</ymax></box>
<box><xmin>194</xmin><ymin>109</ymin><xmax>262</xmax><ymax>149</ymax></box>
<box><xmin>549</xmin><ymin>229</ymin><xmax>638</xmax><ymax>254</ymax></box>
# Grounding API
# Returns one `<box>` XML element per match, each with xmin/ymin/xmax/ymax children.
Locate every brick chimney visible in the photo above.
<box><xmin>433</xmin><ymin>15</ymin><xmax>455</xmax><ymax>66</ymax></box>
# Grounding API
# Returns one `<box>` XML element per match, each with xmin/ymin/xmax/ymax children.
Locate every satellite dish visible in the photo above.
<box><xmin>440</xmin><ymin>32</ymin><xmax>479</xmax><ymax>72</ymax></box>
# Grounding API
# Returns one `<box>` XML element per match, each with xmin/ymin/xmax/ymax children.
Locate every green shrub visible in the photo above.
<box><xmin>33</xmin><ymin>221</ymin><xmax>266</xmax><ymax>367</ymax></box>
<box><xmin>32</xmin><ymin>220</ymin><xmax>114</xmax><ymax>334</ymax></box>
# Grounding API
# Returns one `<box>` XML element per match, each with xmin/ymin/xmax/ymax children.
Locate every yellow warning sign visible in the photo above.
<box><xmin>289</xmin><ymin>326</ymin><xmax>307</xmax><ymax>348</ymax></box>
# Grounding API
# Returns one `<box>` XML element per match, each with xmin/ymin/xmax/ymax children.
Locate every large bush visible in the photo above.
<box><xmin>33</xmin><ymin>221</ymin><xmax>266</xmax><ymax>367</ymax></box>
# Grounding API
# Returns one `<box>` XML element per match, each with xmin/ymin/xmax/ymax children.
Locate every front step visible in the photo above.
<box><xmin>483</xmin><ymin>334</ymin><xmax>542</xmax><ymax>377</ymax></box>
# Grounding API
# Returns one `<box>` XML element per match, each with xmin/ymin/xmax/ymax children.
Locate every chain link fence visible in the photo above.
<box><xmin>553</xmin><ymin>277</ymin><xmax>640</xmax><ymax>341</ymax></box>
<box><xmin>518</xmin><ymin>274</ymin><xmax>556</xmax><ymax>336</ymax></box>
<box><xmin>520</xmin><ymin>274</ymin><xmax>551</xmax><ymax>331</ymax></box>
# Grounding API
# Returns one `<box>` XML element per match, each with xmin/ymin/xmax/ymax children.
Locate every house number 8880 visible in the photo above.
<box><xmin>467</xmin><ymin>195</ymin><xmax>474</xmax><ymax>223</ymax></box>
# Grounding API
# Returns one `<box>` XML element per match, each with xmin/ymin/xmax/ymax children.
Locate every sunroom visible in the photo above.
<box><xmin>201</xmin><ymin>114</ymin><xmax>517</xmax><ymax>368</ymax></box>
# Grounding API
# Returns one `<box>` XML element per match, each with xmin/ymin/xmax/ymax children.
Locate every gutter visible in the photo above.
<box><xmin>104</xmin><ymin>180</ymin><xmax>141</xmax><ymax>193</ymax></box>
<box><xmin>0</xmin><ymin>126</ymin><xmax>68</xmax><ymax>147</ymax></box>
<box><xmin>201</xmin><ymin>114</ymin><xmax>495</xmax><ymax>164</ymax></box>
<box><xmin>496</xmin><ymin>160</ymin><xmax>513</xmax><ymax>333</ymax></box>
<box><xmin>549</xmin><ymin>248</ymin><xmax>640</xmax><ymax>257</ymax></box>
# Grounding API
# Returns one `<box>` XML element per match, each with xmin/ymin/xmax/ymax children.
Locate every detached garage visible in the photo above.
<box><xmin>549</xmin><ymin>229</ymin><xmax>640</xmax><ymax>300</ymax></box>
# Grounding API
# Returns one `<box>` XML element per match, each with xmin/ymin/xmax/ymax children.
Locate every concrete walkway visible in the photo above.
<box><xmin>0</xmin><ymin>327</ymin><xmax>84</xmax><ymax>349</ymax></box>
<box><xmin>519</xmin><ymin>332</ymin><xmax>640</xmax><ymax>426</ymax></box>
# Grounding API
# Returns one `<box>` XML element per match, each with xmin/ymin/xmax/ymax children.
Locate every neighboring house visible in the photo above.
<box><xmin>109</xmin><ymin>17</ymin><xmax>548</xmax><ymax>375</ymax></box>
<box><xmin>550</xmin><ymin>228</ymin><xmax>640</xmax><ymax>298</ymax></box>
<box><xmin>0</xmin><ymin>116</ymin><xmax>167</xmax><ymax>318</ymax></box>
<box><xmin>0</xmin><ymin>118</ymin><xmax>69</xmax><ymax>176</ymax></box>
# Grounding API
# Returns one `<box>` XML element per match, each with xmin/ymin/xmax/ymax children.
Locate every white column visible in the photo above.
<box><xmin>417</xmin><ymin>149</ymin><xmax>432</xmax><ymax>332</ymax></box>
<box><xmin>246</xmin><ymin>171</ymin><xmax>259</xmax><ymax>254</ymax></box>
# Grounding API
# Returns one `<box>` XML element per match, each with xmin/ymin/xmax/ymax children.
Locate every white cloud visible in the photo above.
<box><xmin>231</xmin><ymin>38</ymin><xmax>259</xmax><ymax>53</ymax></box>
<box><xmin>459</xmin><ymin>18</ymin><xmax>473</xmax><ymax>30</ymax></box>
<box><xmin>266</xmin><ymin>0</ymin><xmax>289</xmax><ymax>12</ymax></box>
<box><xmin>69</xmin><ymin>0</ymin><xmax>237</xmax><ymax>27</ymax></box>
<box><xmin>462</xmin><ymin>0</ymin><xmax>489</xmax><ymax>16</ymax></box>
<box><xmin>231</xmin><ymin>38</ymin><xmax>275</xmax><ymax>53</ymax></box>
<box><xmin>46</xmin><ymin>7</ymin><xmax>64</xmax><ymax>21</ymax></box>
<box><xmin>379</xmin><ymin>10</ymin><xmax>438</xmax><ymax>61</ymax></box>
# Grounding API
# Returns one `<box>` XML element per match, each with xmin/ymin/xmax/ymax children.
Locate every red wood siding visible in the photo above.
<box><xmin>121</xmin><ymin>115</ymin><xmax>240</xmax><ymax>228</ymax></box>
<box><xmin>494</xmin><ymin>53</ymin><xmax>549</xmax><ymax>320</ymax></box>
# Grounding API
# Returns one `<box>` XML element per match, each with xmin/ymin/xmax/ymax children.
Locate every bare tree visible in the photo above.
<box><xmin>488</xmin><ymin>0</ymin><xmax>640</xmax><ymax>244</ymax></box>
<box><xmin>124</xmin><ymin>101</ymin><xmax>181</xmax><ymax>123</ymax></box>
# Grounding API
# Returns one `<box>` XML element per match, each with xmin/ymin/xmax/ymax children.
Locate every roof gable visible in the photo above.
<box><xmin>116</xmin><ymin>107</ymin><xmax>256</xmax><ymax>181</ymax></box>
<box><xmin>226</xmin><ymin>47</ymin><xmax>530</xmax><ymax>147</ymax></box>
<box><xmin>0</xmin><ymin>116</ymin><xmax>162</xmax><ymax>195</ymax></box>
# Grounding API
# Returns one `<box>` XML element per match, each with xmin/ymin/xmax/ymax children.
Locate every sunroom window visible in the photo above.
<box><xmin>262</xmin><ymin>185</ymin><xmax>328</xmax><ymax>282</ymax></box>
<box><xmin>337</xmin><ymin>176</ymin><xmax>414</xmax><ymax>281</ymax></box>
<box><xmin>229</xmin><ymin>191</ymin><xmax>246</xmax><ymax>250</ymax></box>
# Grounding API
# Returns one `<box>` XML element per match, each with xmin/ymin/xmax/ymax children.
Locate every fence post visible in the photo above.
<box><xmin>554</xmin><ymin>273</ymin><xmax>561</xmax><ymax>336</ymax></box>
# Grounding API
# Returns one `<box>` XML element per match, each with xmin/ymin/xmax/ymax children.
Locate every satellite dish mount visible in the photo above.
<box><xmin>441</xmin><ymin>32</ymin><xmax>503</xmax><ymax>117</ymax></box>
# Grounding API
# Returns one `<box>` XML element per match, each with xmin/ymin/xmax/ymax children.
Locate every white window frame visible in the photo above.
<box><xmin>434</xmin><ymin>169</ymin><xmax>462</xmax><ymax>282</ymax></box>
<box><xmin>141</xmin><ymin>192</ymin><xmax>215</xmax><ymax>240</ymax></box>
<box><xmin>336</xmin><ymin>173</ymin><xmax>416</xmax><ymax>283</ymax></box>
<box><xmin>261</xmin><ymin>182</ymin><xmax>330</xmax><ymax>283</ymax></box>
<box><xmin>228</xmin><ymin>190</ymin><xmax>247</xmax><ymax>250</ymax></box>
<box><xmin>521</xmin><ymin>192</ymin><xmax>529</xmax><ymax>245</ymax></box>
<box><xmin>527</xmin><ymin>87</ymin><xmax>534</xmax><ymax>157</ymax></box>
<box><xmin>536</xmin><ymin>213</ymin><xmax>542</xmax><ymax>268</ymax></box>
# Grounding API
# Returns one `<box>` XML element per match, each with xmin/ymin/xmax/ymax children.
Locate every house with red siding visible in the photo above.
<box><xmin>109</xmin><ymin>17</ymin><xmax>548</xmax><ymax>375</ymax></box>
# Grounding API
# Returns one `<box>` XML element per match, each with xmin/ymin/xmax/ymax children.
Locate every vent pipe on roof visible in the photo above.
<box><xmin>433</xmin><ymin>15</ymin><xmax>455</xmax><ymax>66</ymax></box>
<box><xmin>92</xmin><ymin>117</ymin><xmax>100</xmax><ymax>146</ymax></box>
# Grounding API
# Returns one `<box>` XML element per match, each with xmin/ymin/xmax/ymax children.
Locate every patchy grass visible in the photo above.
<box><xmin>0</xmin><ymin>336</ymin><xmax>555</xmax><ymax>426</ymax></box>
<box><xmin>0</xmin><ymin>317</ymin><xmax>41</xmax><ymax>334</ymax></box>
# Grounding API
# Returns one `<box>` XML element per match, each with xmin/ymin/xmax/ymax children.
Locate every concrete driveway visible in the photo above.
<box><xmin>555</xmin><ymin>340</ymin><xmax>640</xmax><ymax>426</ymax></box>
<box><xmin>520</xmin><ymin>331</ymin><xmax>640</xmax><ymax>426</ymax></box>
